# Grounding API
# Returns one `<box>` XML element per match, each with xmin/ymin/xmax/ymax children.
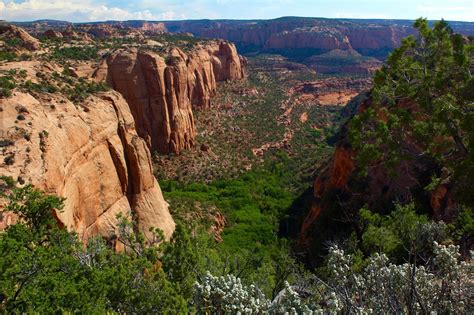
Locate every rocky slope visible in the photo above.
<box><xmin>0</xmin><ymin>62</ymin><xmax>174</xmax><ymax>242</ymax></box>
<box><xmin>94</xmin><ymin>41</ymin><xmax>246</xmax><ymax>154</ymax></box>
<box><xmin>0</xmin><ymin>23</ymin><xmax>40</xmax><ymax>51</ymax></box>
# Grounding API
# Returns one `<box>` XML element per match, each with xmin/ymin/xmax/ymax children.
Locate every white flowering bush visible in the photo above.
<box><xmin>323</xmin><ymin>243</ymin><xmax>472</xmax><ymax>313</ymax></box>
<box><xmin>194</xmin><ymin>272</ymin><xmax>270</xmax><ymax>314</ymax></box>
<box><xmin>194</xmin><ymin>242</ymin><xmax>473</xmax><ymax>314</ymax></box>
<box><xmin>269</xmin><ymin>282</ymin><xmax>315</xmax><ymax>314</ymax></box>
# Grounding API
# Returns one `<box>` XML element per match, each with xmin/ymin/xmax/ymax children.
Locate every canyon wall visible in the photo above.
<box><xmin>95</xmin><ymin>41</ymin><xmax>246</xmax><ymax>154</ymax></box>
<box><xmin>265</xmin><ymin>27</ymin><xmax>352</xmax><ymax>51</ymax></box>
<box><xmin>0</xmin><ymin>73</ymin><xmax>175</xmax><ymax>241</ymax></box>
<box><xmin>163</xmin><ymin>19</ymin><xmax>416</xmax><ymax>57</ymax></box>
<box><xmin>162</xmin><ymin>18</ymin><xmax>474</xmax><ymax>58</ymax></box>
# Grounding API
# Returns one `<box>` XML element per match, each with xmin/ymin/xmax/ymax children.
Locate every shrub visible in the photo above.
<box><xmin>0</xmin><ymin>75</ymin><xmax>16</xmax><ymax>97</ymax></box>
<box><xmin>50</xmin><ymin>46</ymin><xmax>99</xmax><ymax>61</ymax></box>
<box><xmin>0</xmin><ymin>51</ymin><xmax>17</xmax><ymax>62</ymax></box>
<box><xmin>0</xmin><ymin>139</ymin><xmax>14</xmax><ymax>147</ymax></box>
<box><xmin>65</xmin><ymin>79</ymin><xmax>109</xmax><ymax>102</ymax></box>
<box><xmin>0</xmin><ymin>186</ymin><xmax>187</xmax><ymax>313</ymax></box>
<box><xmin>4</xmin><ymin>154</ymin><xmax>14</xmax><ymax>165</ymax></box>
<box><xmin>195</xmin><ymin>243</ymin><xmax>473</xmax><ymax>314</ymax></box>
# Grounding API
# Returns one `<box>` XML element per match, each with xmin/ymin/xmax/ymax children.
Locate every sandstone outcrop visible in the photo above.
<box><xmin>161</xmin><ymin>18</ymin><xmax>474</xmax><ymax>66</ymax></box>
<box><xmin>0</xmin><ymin>65</ymin><xmax>175</xmax><ymax>242</ymax></box>
<box><xmin>138</xmin><ymin>22</ymin><xmax>167</xmax><ymax>33</ymax></box>
<box><xmin>95</xmin><ymin>41</ymin><xmax>246</xmax><ymax>154</ymax></box>
<box><xmin>43</xmin><ymin>29</ymin><xmax>63</xmax><ymax>39</ymax></box>
<box><xmin>292</xmin><ymin>77</ymin><xmax>372</xmax><ymax>106</ymax></box>
<box><xmin>0</xmin><ymin>24</ymin><xmax>40</xmax><ymax>51</ymax></box>
<box><xmin>345</xmin><ymin>26</ymin><xmax>414</xmax><ymax>52</ymax></box>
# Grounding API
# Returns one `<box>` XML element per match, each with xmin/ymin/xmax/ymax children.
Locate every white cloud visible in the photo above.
<box><xmin>160</xmin><ymin>11</ymin><xmax>186</xmax><ymax>20</ymax></box>
<box><xmin>0</xmin><ymin>0</ymin><xmax>183</xmax><ymax>22</ymax></box>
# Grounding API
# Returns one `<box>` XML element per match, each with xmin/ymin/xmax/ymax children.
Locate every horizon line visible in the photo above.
<box><xmin>6</xmin><ymin>15</ymin><xmax>474</xmax><ymax>24</ymax></box>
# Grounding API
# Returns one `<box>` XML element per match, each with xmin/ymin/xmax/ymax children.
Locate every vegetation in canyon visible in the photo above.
<box><xmin>0</xmin><ymin>17</ymin><xmax>473</xmax><ymax>314</ymax></box>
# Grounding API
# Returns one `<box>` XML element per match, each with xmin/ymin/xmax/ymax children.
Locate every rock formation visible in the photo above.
<box><xmin>43</xmin><ymin>29</ymin><xmax>63</xmax><ymax>39</ymax></box>
<box><xmin>163</xmin><ymin>18</ymin><xmax>419</xmax><ymax>58</ymax></box>
<box><xmin>0</xmin><ymin>62</ymin><xmax>175</xmax><ymax>243</ymax></box>
<box><xmin>0</xmin><ymin>25</ymin><xmax>246</xmax><ymax>245</ymax></box>
<box><xmin>136</xmin><ymin>22</ymin><xmax>167</xmax><ymax>33</ymax></box>
<box><xmin>95</xmin><ymin>41</ymin><xmax>246</xmax><ymax>154</ymax></box>
<box><xmin>265</xmin><ymin>27</ymin><xmax>352</xmax><ymax>51</ymax></box>
<box><xmin>0</xmin><ymin>24</ymin><xmax>40</xmax><ymax>50</ymax></box>
<box><xmin>162</xmin><ymin>18</ymin><xmax>474</xmax><ymax>60</ymax></box>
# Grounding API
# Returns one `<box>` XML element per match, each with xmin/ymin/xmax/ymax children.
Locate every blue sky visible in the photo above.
<box><xmin>1</xmin><ymin>0</ymin><xmax>473</xmax><ymax>22</ymax></box>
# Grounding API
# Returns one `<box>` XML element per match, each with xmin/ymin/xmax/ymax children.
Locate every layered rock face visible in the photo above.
<box><xmin>0</xmin><ymin>67</ymin><xmax>175</xmax><ymax>242</ymax></box>
<box><xmin>265</xmin><ymin>27</ymin><xmax>352</xmax><ymax>51</ymax></box>
<box><xmin>164</xmin><ymin>18</ymin><xmax>474</xmax><ymax>60</ymax></box>
<box><xmin>345</xmin><ymin>26</ymin><xmax>411</xmax><ymax>50</ymax></box>
<box><xmin>164</xmin><ymin>19</ymin><xmax>417</xmax><ymax>57</ymax></box>
<box><xmin>96</xmin><ymin>41</ymin><xmax>245</xmax><ymax>154</ymax></box>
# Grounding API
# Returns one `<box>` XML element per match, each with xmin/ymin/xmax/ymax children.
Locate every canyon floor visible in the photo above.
<box><xmin>154</xmin><ymin>53</ymin><xmax>371</xmax><ymax>247</ymax></box>
<box><xmin>155</xmin><ymin>54</ymin><xmax>370</xmax><ymax>188</ymax></box>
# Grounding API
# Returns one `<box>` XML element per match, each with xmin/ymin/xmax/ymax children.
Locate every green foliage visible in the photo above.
<box><xmin>161</xmin><ymin>223</ymin><xmax>199</xmax><ymax>299</ymax></box>
<box><xmin>349</xmin><ymin>18</ymin><xmax>474</xmax><ymax>202</ymax></box>
<box><xmin>50</xmin><ymin>45</ymin><xmax>99</xmax><ymax>61</ymax></box>
<box><xmin>0</xmin><ymin>176</ymin><xmax>16</xmax><ymax>193</ymax></box>
<box><xmin>64</xmin><ymin>77</ymin><xmax>110</xmax><ymax>102</ymax></box>
<box><xmin>21</xmin><ymin>79</ymin><xmax>58</xmax><ymax>94</ymax></box>
<box><xmin>5</xmin><ymin>185</ymin><xmax>64</xmax><ymax>233</ymax></box>
<box><xmin>357</xmin><ymin>204</ymin><xmax>449</xmax><ymax>263</ymax></box>
<box><xmin>448</xmin><ymin>207</ymin><xmax>474</xmax><ymax>253</ymax></box>
<box><xmin>0</xmin><ymin>186</ymin><xmax>186</xmax><ymax>313</ymax></box>
<box><xmin>0</xmin><ymin>50</ymin><xmax>17</xmax><ymax>62</ymax></box>
<box><xmin>0</xmin><ymin>73</ymin><xmax>16</xmax><ymax>97</ymax></box>
<box><xmin>163</xmin><ymin>164</ymin><xmax>293</xmax><ymax>253</ymax></box>
<box><xmin>450</xmin><ymin>208</ymin><xmax>474</xmax><ymax>237</ymax></box>
<box><xmin>162</xmin><ymin>162</ymin><xmax>301</xmax><ymax>297</ymax></box>
<box><xmin>4</xmin><ymin>38</ymin><xmax>21</xmax><ymax>47</ymax></box>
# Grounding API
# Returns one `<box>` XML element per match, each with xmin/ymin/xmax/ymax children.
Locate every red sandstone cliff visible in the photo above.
<box><xmin>173</xmin><ymin>19</ymin><xmax>416</xmax><ymax>57</ymax></box>
<box><xmin>345</xmin><ymin>26</ymin><xmax>414</xmax><ymax>51</ymax></box>
<box><xmin>95</xmin><ymin>41</ymin><xmax>246</xmax><ymax>154</ymax></box>
<box><xmin>0</xmin><ymin>26</ymin><xmax>246</xmax><ymax>244</ymax></box>
<box><xmin>0</xmin><ymin>62</ymin><xmax>175</xmax><ymax>242</ymax></box>
<box><xmin>265</xmin><ymin>27</ymin><xmax>352</xmax><ymax>50</ymax></box>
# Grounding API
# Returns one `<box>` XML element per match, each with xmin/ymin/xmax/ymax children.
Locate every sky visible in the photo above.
<box><xmin>0</xmin><ymin>0</ymin><xmax>473</xmax><ymax>23</ymax></box>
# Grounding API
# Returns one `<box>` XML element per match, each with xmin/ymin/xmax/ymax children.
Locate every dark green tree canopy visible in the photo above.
<box><xmin>350</xmin><ymin>18</ymin><xmax>474</xmax><ymax>202</ymax></box>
